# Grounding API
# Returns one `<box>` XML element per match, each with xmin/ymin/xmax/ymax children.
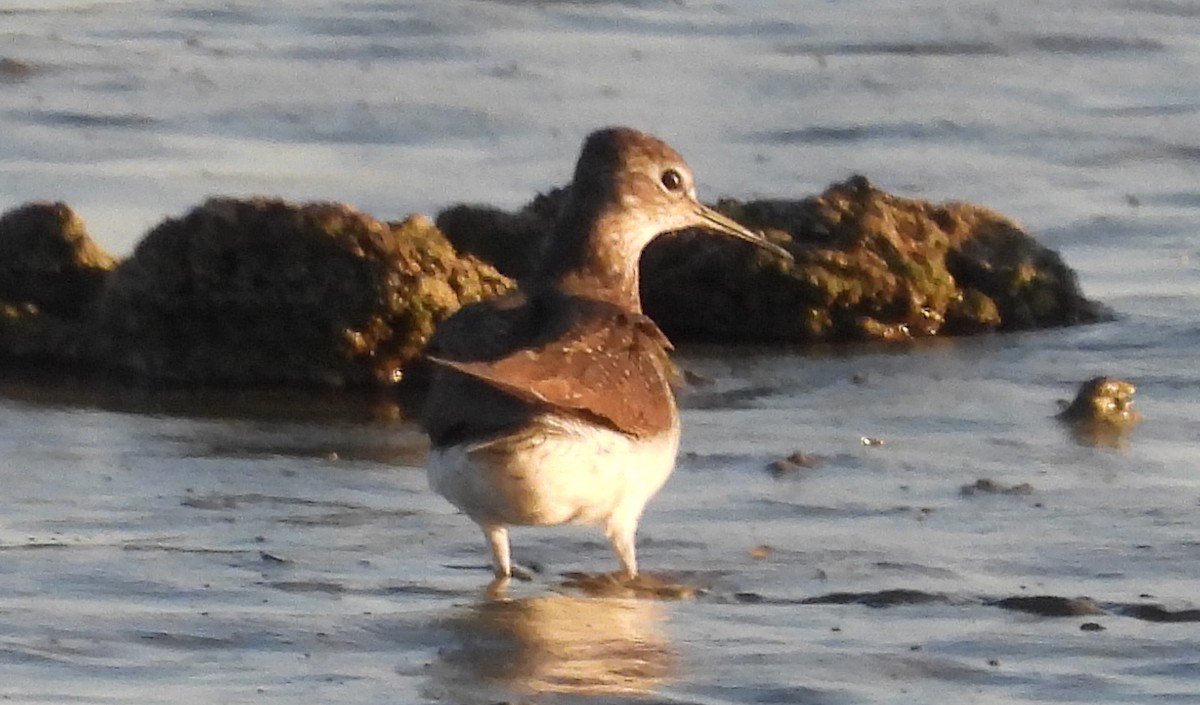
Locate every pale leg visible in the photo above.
<box><xmin>484</xmin><ymin>523</ymin><xmax>512</xmax><ymax>578</ymax></box>
<box><xmin>606</xmin><ymin>520</ymin><xmax>639</xmax><ymax>578</ymax></box>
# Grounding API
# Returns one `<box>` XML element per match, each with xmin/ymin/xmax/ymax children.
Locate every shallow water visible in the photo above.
<box><xmin>2</xmin><ymin>1</ymin><xmax>1200</xmax><ymax>703</ymax></box>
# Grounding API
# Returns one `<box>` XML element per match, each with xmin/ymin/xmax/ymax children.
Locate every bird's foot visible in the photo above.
<box><xmin>484</xmin><ymin>563</ymin><xmax>538</xmax><ymax>599</ymax></box>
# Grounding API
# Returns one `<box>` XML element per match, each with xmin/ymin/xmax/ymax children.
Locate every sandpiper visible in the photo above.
<box><xmin>421</xmin><ymin>127</ymin><xmax>791</xmax><ymax>582</ymax></box>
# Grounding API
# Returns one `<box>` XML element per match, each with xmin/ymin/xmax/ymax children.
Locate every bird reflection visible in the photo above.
<box><xmin>429</xmin><ymin>590</ymin><xmax>675</xmax><ymax>701</ymax></box>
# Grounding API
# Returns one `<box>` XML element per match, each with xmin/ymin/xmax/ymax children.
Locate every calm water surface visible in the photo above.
<box><xmin>2</xmin><ymin>1</ymin><xmax>1200</xmax><ymax>703</ymax></box>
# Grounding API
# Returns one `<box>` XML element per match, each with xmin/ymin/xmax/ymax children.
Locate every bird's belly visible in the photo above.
<box><xmin>427</xmin><ymin>416</ymin><xmax>680</xmax><ymax>527</ymax></box>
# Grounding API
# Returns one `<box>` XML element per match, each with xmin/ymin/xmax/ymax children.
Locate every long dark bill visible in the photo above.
<box><xmin>695</xmin><ymin>203</ymin><xmax>794</xmax><ymax>263</ymax></box>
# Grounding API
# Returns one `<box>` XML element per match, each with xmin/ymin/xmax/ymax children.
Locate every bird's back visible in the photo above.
<box><xmin>420</xmin><ymin>288</ymin><xmax>677</xmax><ymax>448</ymax></box>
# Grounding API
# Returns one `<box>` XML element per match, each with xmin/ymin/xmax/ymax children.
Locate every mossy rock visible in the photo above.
<box><xmin>435</xmin><ymin>188</ymin><xmax>564</xmax><ymax>280</ymax></box>
<box><xmin>0</xmin><ymin>202</ymin><xmax>116</xmax><ymax>364</ymax></box>
<box><xmin>438</xmin><ymin>175</ymin><xmax>1110</xmax><ymax>343</ymax></box>
<box><xmin>0</xmin><ymin>172</ymin><xmax>1111</xmax><ymax>390</ymax></box>
<box><xmin>648</xmin><ymin>175</ymin><xmax>1108</xmax><ymax>341</ymax></box>
<box><xmin>0</xmin><ymin>202</ymin><xmax>117</xmax><ymax>318</ymax></box>
<box><xmin>1057</xmin><ymin>376</ymin><xmax>1141</xmax><ymax>426</ymax></box>
<box><xmin>87</xmin><ymin>198</ymin><xmax>512</xmax><ymax>387</ymax></box>
<box><xmin>0</xmin><ymin>302</ymin><xmax>75</xmax><ymax>363</ymax></box>
<box><xmin>1056</xmin><ymin>376</ymin><xmax>1140</xmax><ymax>448</ymax></box>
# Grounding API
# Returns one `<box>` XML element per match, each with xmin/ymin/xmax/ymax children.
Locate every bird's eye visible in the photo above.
<box><xmin>660</xmin><ymin>168</ymin><xmax>684</xmax><ymax>192</ymax></box>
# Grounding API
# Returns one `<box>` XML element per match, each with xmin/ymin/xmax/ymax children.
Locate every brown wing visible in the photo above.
<box><xmin>423</xmin><ymin>293</ymin><xmax>676</xmax><ymax>440</ymax></box>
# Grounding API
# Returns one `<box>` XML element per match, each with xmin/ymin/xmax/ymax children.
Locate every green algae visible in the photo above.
<box><xmin>0</xmin><ymin>174</ymin><xmax>1110</xmax><ymax>389</ymax></box>
<box><xmin>87</xmin><ymin>198</ymin><xmax>512</xmax><ymax>387</ymax></box>
<box><xmin>436</xmin><ymin>174</ymin><xmax>1108</xmax><ymax>344</ymax></box>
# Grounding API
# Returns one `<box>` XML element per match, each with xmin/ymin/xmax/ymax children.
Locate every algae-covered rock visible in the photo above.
<box><xmin>435</xmin><ymin>189</ymin><xmax>564</xmax><ymax>280</ymax></box>
<box><xmin>0</xmin><ymin>202</ymin><xmax>117</xmax><ymax>318</ymax></box>
<box><xmin>0</xmin><ymin>302</ymin><xmax>74</xmax><ymax>362</ymax></box>
<box><xmin>0</xmin><ymin>202</ymin><xmax>116</xmax><ymax>364</ymax></box>
<box><xmin>0</xmin><ymin>172</ymin><xmax>1109</xmax><ymax>390</ymax></box>
<box><xmin>1057</xmin><ymin>376</ymin><xmax>1141</xmax><ymax>447</ymax></box>
<box><xmin>436</xmin><ymin>175</ymin><xmax>1108</xmax><ymax>343</ymax></box>
<box><xmin>88</xmin><ymin>198</ymin><xmax>512</xmax><ymax>387</ymax></box>
<box><xmin>646</xmin><ymin>175</ymin><xmax>1108</xmax><ymax>341</ymax></box>
<box><xmin>1058</xmin><ymin>376</ymin><xmax>1140</xmax><ymax>426</ymax></box>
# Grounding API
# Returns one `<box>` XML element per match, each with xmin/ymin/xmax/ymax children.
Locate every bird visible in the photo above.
<box><xmin>420</xmin><ymin>127</ymin><xmax>791</xmax><ymax>583</ymax></box>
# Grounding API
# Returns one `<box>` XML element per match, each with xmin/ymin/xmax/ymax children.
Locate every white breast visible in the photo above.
<box><xmin>427</xmin><ymin>414</ymin><xmax>681</xmax><ymax>530</ymax></box>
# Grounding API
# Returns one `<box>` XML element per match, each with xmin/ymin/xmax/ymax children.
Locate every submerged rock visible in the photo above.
<box><xmin>767</xmin><ymin>450</ymin><xmax>825</xmax><ymax>477</ymax></box>
<box><xmin>1058</xmin><ymin>376</ymin><xmax>1141</xmax><ymax>426</ymax></box>
<box><xmin>87</xmin><ymin>198</ymin><xmax>512</xmax><ymax>387</ymax></box>
<box><xmin>989</xmin><ymin>595</ymin><xmax>1105</xmax><ymax>617</ymax></box>
<box><xmin>802</xmin><ymin>589</ymin><xmax>954</xmax><ymax>608</ymax></box>
<box><xmin>959</xmin><ymin>477</ymin><xmax>1035</xmax><ymax>496</ymax></box>
<box><xmin>437</xmin><ymin>175</ymin><xmax>1110</xmax><ymax>343</ymax></box>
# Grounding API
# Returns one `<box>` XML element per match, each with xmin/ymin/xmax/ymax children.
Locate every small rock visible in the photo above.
<box><xmin>1057</xmin><ymin>376</ymin><xmax>1141</xmax><ymax>447</ymax></box>
<box><xmin>990</xmin><ymin>595</ymin><xmax>1104</xmax><ymax>617</ymax></box>
<box><xmin>768</xmin><ymin>451</ymin><xmax>824</xmax><ymax>476</ymax></box>
<box><xmin>960</xmin><ymin>478</ymin><xmax>1035</xmax><ymax>496</ymax></box>
<box><xmin>1119</xmin><ymin>604</ymin><xmax>1200</xmax><ymax>623</ymax></box>
<box><xmin>1058</xmin><ymin>376</ymin><xmax>1140</xmax><ymax>425</ymax></box>
<box><xmin>803</xmin><ymin>589</ymin><xmax>950</xmax><ymax>608</ymax></box>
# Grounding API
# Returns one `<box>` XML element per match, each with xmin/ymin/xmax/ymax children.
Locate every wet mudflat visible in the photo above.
<box><xmin>3</xmin><ymin>0</ymin><xmax>1200</xmax><ymax>702</ymax></box>
<box><xmin>0</xmin><ymin>325</ymin><xmax>1196</xmax><ymax>703</ymax></box>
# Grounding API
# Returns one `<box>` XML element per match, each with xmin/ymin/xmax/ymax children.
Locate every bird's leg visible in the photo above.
<box><xmin>606</xmin><ymin>520</ymin><xmax>639</xmax><ymax>579</ymax></box>
<box><xmin>483</xmin><ymin>523</ymin><xmax>512</xmax><ymax>579</ymax></box>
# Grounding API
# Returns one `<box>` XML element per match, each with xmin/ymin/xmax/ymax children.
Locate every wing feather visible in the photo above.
<box><xmin>423</xmin><ymin>293</ymin><xmax>676</xmax><ymax>439</ymax></box>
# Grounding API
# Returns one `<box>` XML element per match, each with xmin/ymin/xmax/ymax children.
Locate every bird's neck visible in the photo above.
<box><xmin>534</xmin><ymin>206</ymin><xmax>646</xmax><ymax>313</ymax></box>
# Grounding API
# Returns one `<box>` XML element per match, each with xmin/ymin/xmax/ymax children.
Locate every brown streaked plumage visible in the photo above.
<box><xmin>425</xmin><ymin>293</ymin><xmax>676</xmax><ymax>441</ymax></box>
<box><xmin>421</xmin><ymin>127</ymin><xmax>791</xmax><ymax>583</ymax></box>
